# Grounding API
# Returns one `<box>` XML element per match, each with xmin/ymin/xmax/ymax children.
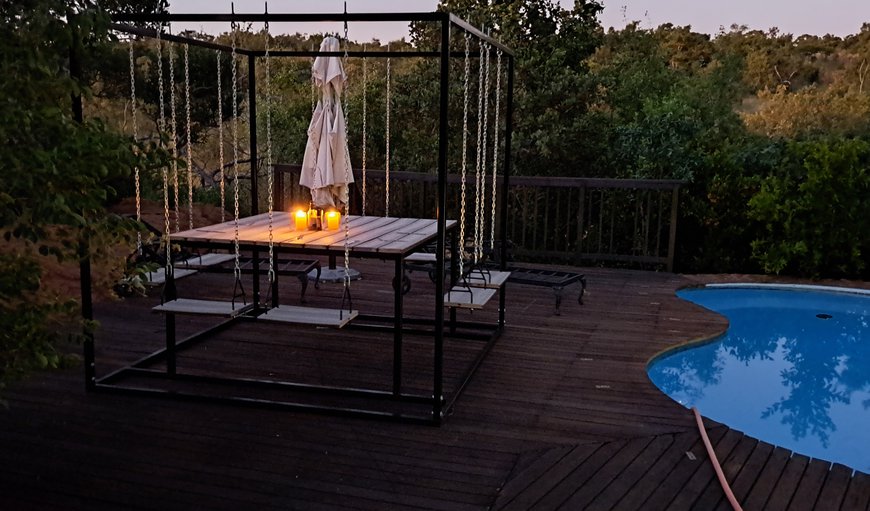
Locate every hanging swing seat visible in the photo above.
<box><xmin>259</xmin><ymin>305</ymin><xmax>358</xmax><ymax>328</ymax></box>
<box><xmin>444</xmin><ymin>286</ymin><xmax>496</xmax><ymax>309</ymax></box>
<box><xmin>144</xmin><ymin>268</ymin><xmax>198</xmax><ymax>286</ymax></box>
<box><xmin>466</xmin><ymin>269</ymin><xmax>511</xmax><ymax>289</ymax></box>
<box><xmin>153</xmin><ymin>298</ymin><xmax>254</xmax><ymax>317</ymax></box>
<box><xmin>178</xmin><ymin>252</ymin><xmax>236</xmax><ymax>269</ymax></box>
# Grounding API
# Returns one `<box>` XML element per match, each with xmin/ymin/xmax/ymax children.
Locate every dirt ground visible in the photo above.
<box><xmin>3</xmin><ymin>199</ymin><xmax>229</xmax><ymax>302</ymax></box>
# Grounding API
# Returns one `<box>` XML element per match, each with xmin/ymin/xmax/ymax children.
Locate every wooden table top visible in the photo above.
<box><xmin>170</xmin><ymin>213</ymin><xmax>456</xmax><ymax>256</ymax></box>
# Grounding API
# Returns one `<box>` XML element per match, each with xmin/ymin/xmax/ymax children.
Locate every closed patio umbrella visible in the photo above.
<box><xmin>300</xmin><ymin>36</ymin><xmax>354</xmax><ymax>210</ymax></box>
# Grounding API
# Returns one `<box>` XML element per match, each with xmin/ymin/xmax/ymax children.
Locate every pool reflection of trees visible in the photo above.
<box><xmin>655</xmin><ymin>309</ymin><xmax>869</xmax><ymax>447</ymax></box>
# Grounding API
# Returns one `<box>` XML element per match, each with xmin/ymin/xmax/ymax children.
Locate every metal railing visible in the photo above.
<box><xmin>274</xmin><ymin>164</ymin><xmax>685</xmax><ymax>271</ymax></box>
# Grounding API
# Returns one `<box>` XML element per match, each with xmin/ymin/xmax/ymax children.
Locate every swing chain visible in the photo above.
<box><xmin>168</xmin><ymin>34</ymin><xmax>180</xmax><ymax>234</ymax></box>
<box><xmin>185</xmin><ymin>43</ymin><xmax>194</xmax><ymax>231</ymax></box>
<box><xmin>129</xmin><ymin>37</ymin><xmax>142</xmax><ymax>254</ymax></box>
<box><xmin>458</xmin><ymin>33</ymin><xmax>471</xmax><ymax>276</ymax></box>
<box><xmin>157</xmin><ymin>25</ymin><xmax>172</xmax><ymax>271</ymax></box>
<box><xmin>361</xmin><ymin>45</ymin><xmax>367</xmax><ymax>217</ymax></box>
<box><xmin>265</xmin><ymin>17</ymin><xmax>275</xmax><ymax>286</ymax></box>
<box><xmin>472</xmin><ymin>40</ymin><xmax>487</xmax><ymax>264</ymax></box>
<box><xmin>216</xmin><ymin>51</ymin><xmax>226</xmax><ymax>223</ymax></box>
<box><xmin>342</xmin><ymin>13</ymin><xmax>352</xmax><ymax>288</ymax></box>
<box><xmin>156</xmin><ymin>27</ymin><xmax>165</xmax><ymax>134</ymax></box>
<box><xmin>490</xmin><ymin>50</ymin><xmax>503</xmax><ymax>251</ymax></box>
<box><xmin>385</xmin><ymin>47</ymin><xmax>391</xmax><ymax>217</ymax></box>
<box><xmin>231</xmin><ymin>20</ymin><xmax>241</xmax><ymax>281</ymax></box>
<box><xmin>478</xmin><ymin>42</ymin><xmax>492</xmax><ymax>262</ymax></box>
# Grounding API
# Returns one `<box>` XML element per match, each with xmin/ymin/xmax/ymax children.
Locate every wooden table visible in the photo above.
<box><xmin>172</xmin><ymin>213</ymin><xmax>456</xmax><ymax>257</ymax></box>
<box><xmin>169</xmin><ymin>213</ymin><xmax>459</xmax><ymax>400</ymax></box>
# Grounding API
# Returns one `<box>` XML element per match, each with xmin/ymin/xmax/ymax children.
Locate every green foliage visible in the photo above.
<box><xmin>0</xmin><ymin>0</ymin><xmax>168</xmax><ymax>400</ymax></box>
<box><xmin>0</xmin><ymin>253</ymin><xmax>79</xmax><ymax>407</ymax></box>
<box><xmin>748</xmin><ymin>139</ymin><xmax>870</xmax><ymax>277</ymax></box>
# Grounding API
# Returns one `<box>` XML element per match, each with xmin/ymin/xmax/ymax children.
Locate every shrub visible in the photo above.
<box><xmin>748</xmin><ymin>138</ymin><xmax>870</xmax><ymax>277</ymax></box>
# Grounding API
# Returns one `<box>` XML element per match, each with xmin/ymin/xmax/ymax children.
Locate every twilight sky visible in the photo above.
<box><xmin>167</xmin><ymin>0</ymin><xmax>870</xmax><ymax>41</ymax></box>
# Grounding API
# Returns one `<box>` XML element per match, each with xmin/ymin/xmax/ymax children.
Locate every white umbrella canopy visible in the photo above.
<box><xmin>299</xmin><ymin>36</ymin><xmax>354</xmax><ymax>210</ymax></box>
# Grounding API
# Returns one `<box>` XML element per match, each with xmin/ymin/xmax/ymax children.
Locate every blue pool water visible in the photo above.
<box><xmin>648</xmin><ymin>285</ymin><xmax>870</xmax><ymax>473</ymax></box>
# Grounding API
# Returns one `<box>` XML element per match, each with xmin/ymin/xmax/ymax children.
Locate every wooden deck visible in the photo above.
<box><xmin>1</xmin><ymin>262</ymin><xmax>867</xmax><ymax>510</ymax></box>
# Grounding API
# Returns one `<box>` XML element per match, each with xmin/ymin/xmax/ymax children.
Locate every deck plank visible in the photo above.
<box><xmin>787</xmin><ymin>458</ymin><xmax>833</xmax><ymax>511</ymax></box>
<box><xmin>714</xmin><ymin>440</ymin><xmax>774</xmax><ymax>511</ymax></box>
<box><xmin>813</xmin><ymin>463</ymin><xmax>853</xmax><ymax>511</ymax></box>
<box><xmin>0</xmin><ymin>264</ymin><xmax>866</xmax><ymax>511</ymax></box>
<box><xmin>839</xmin><ymin>472</ymin><xmax>870</xmax><ymax>511</ymax></box>
<box><xmin>765</xmin><ymin>454</ymin><xmax>811</xmax><ymax>511</ymax></box>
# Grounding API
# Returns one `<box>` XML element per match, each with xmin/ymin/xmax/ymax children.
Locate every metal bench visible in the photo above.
<box><xmin>502</xmin><ymin>267</ymin><xmax>586</xmax><ymax>315</ymax></box>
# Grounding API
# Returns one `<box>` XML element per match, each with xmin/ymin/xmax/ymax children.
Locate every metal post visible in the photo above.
<box><xmin>393</xmin><ymin>257</ymin><xmax>403</xmax><ymax>396</ymax></box>
<box><xmin>166</xmin><ymin>314</ymin><xmax>177</xmax><ymax>376</ymax></box>
<box><xmin>449</xmin><ymin>226</ymin><xmax>457</xmax><ymax>334</ymax></box>
<box><xmin>271</xmin><ymin>250</ymin><xmax>280</xmax><ymax>308</ymax></box>
<box><xmin>70</xmin><ymin>17</ymin><xmax>95</xmax><ymax>392</ymax></box>
<box><xmin>248</xmin><ymin>54</ymin><xmax>260</xmax><ymax>308</ymax></box>
<box><xmin>500</xmin><ymin>56</ymin><xmax>514</xmax><ymax>273</ymax></box>
<box><xmin>498</xmin><ymin>55</ymin><xmax>515</xmax><ymax>328</ymax></box>
<box><xmin>432</xmin><ymin>16</ymin><xmax>451</xmax><ymax>423</ymax></box>
<box><xmin>80</xmin><ymin>242</ymin><xmax>95</xmax><ymax>390</ymax></box>
<box><xmin>667</xmin><ymin>185</ymin><xmax>679</xmax><ymax>272</ymax></box>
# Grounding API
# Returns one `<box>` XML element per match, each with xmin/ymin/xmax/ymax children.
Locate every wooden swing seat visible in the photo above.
<box><xmin>153</xmin><ymin>298</ymin><xmax>254</xmax><ymax>317</ymax></box>
<box><xmin>443</xmin><ymin>286</ymin><xmax>496</xmax><ymax>309</ymax></box>
<box><xmin>178</xmin><ymin>252</ymin><xmax>236</xmax><ymax>269</ymax></box>
<box><xmin>144</xmin><ymin>268</ymin><xmax>198</xmax><ymax>286</ymax></box>
<box><xmin>259</xmin><ymin>305</ymin><xmax>358</xmax><ymax>328</ymax></box>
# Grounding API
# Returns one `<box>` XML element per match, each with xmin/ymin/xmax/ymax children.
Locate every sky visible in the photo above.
<box><xmin>167</xmin><ymin>1</ymin><xmax>870</xmax><ymax>41</ymax></box>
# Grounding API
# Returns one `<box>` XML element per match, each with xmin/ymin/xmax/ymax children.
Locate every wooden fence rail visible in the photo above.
<box><xmin>273</xmin><ymin>164</ymin><xmax>685</xmax><ymax>271</ymax></box>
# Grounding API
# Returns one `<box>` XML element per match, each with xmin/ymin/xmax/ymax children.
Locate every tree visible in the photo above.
<box><xmin>0</xmin><ymin>0</ymin><xmax>168</xmax><ymax>402</ymax></box>
<box><xmin>406</xmin><ymin>0</ymin><xmax>606</xmax><ymax>176</ymax></box>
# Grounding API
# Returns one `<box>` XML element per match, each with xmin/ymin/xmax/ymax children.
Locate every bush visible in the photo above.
<box><xmin>0</xmin><ymin>253</ymin><xmax>80</xmax><ymax>406</ymax></box>
<box><xmin>747</xmin><ymin>138</ymin><xmax>870</xmax><ymax>278</ymax></box>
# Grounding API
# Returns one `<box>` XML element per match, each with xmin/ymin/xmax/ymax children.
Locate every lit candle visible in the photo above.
<box><xmin>325</xmin><ymin>210</ymin><xmax>341</xmax><ymax>230</ymax></box>
<box><xmin>294</xmin><ymin>209</ymin><xmax>308</xmax><ymax>231</ymax></box>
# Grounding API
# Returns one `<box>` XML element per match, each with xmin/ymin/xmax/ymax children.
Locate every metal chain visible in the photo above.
<box><xmin>361</xmin><ymin>46</ymin><xmax>367</xmax><ymax>217</ymax></box>
<box><xmin>342</xmin><ymin>20</ymin><xmax>351</xmax><ymax>287</ymax></box>
<box><xmin>157</xmin><ymin>28</ymin><xmax>165</xmax><ymax>133</ymax></box>
<box><xmin>185</xmin><ymin>43</ymin><xmax>194</xmax><ymax>231</ymax></box>
<box><xmin>168</xmin><ymin>35</ymin><xmax>180</xmax><ymax>234</ymax></box>
<box><xmin>231</xmin><ymin>22</ymin><xmax>241</xmax><ymax>279</ymax></box>
<box><xmin>157</xmin><ymin>26</ymin><xmax>172</xmax><ymax>270</ymax></box>
<box><xmin>129</xmin><ymin>37</ymin><xmax>142</xmax><ymax>254</ymax></box>
<box><xmin>458</xmin><ymin>33</ymin><xmax>471</xmax><ymax>276</ymax></box>
<box><xmin>216</xmin><ymin>51</ymin><xmax>225</xmax><ymax>223</ymax></box>
<box><xmin>264</xmin><ymin>19</ymin><xmax>275</xmax><ymax>285</ymax></box>
<box><xmin>490</xmin><ymin>50</ymin><xmax>503</xmax><ymax>250</ymax></box>
<box><xmin>385</xmin><ymin>49</ymin><xmax>391</xmax><ymax>217</ymax></box>
<box><xmin>473</xmin><ymin>41</ymin><xmax>487</xmax><ymax>263</ymax></box>
<box><xmin>478</xmin><ymin>42</ymin><xmax>492</xmax><ymax>261</ymax></box>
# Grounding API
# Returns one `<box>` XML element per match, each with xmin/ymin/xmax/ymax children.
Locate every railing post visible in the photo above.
<box><xmin>667</xmin><ymin>185</ymin><xmax>680</xmax><ymax>272</ymax></box>
<box><xmin>575</xmin><ymin>185</ymin><xmax>585</xmax><ymax>265</ymax></box>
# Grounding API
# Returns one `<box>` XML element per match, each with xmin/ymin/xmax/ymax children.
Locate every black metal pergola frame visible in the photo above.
<box><xmin>82</xmin><ymin>10</ymin><xmax>515</xmax><ymax>425</ymax></box>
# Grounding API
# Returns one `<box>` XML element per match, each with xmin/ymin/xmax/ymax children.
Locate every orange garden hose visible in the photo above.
<box><xmin>692</xmin><ymin>407</ymin><xmax>744</xmax><ymax>511</ymax></box>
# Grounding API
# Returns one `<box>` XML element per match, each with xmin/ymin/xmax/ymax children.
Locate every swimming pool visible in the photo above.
<box><xmin>648</xmin><ymin>284</ymin><xmax>870</xmax><ymax>473</ymax></box>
